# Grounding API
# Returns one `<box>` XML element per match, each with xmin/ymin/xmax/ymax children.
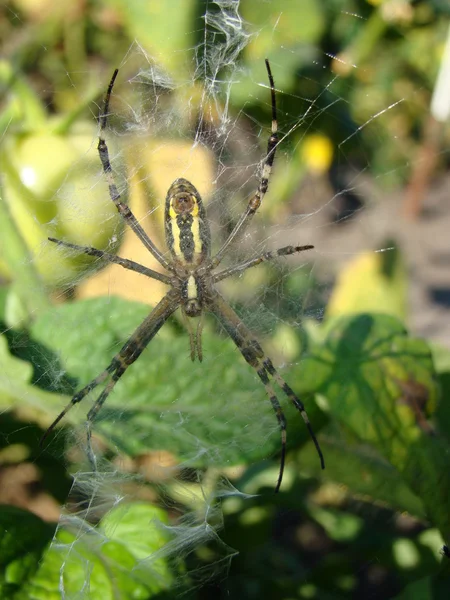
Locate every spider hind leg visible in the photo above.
<box><xmin>40</xmin><ymin>291</ymin><xmax>179</xmax><ymax>450</ymax></box>
<box><xmin>263</xmin><ymin>358</ymin><xmax>325</xmax><ymax>470</ymax></box>
<box><xmin>210</xmin><ymin>293</ymin><xmax>324</xmax><ymax>492</ymax></box>
<box><xmin>256</xmin><ymin>367</ymin><xmax>287</xmax><ymax>493</ymax></box>
<box><xmin>39</xmin><ymin>361</ymin><xmax>121</xmax><ymax>449</ymax></box>
<box><xmin>181</xmin><ymin>310</ymin><xmax>204</xmax><ymax>362</ymax></box>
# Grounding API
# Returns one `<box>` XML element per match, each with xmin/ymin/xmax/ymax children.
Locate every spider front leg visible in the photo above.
<box><xmin>40</xmin><ymin>290</ymin><xmax>180</xmax><ymax>461</ymax></box>
<box><xmin>209</xmin><ymin>291</ymin><xmax>324</xmax><ymax>493</ymax></box>
<box><xmin>97</xmin><ymin>68</ymin><xmax>173</xmax><ymax>272</ymax></box>
<box><xmin>213</xmin><ymin>244</ymin><xmax>314</xmax><ymax>284</ymax></box>
<box><xmin>212</xmin><ymin>59</ymin><xmax>279</xmax><ymax>268</ymax></box>
<box><xmin>48</xmin><ymin>238</ymin><xmax>172</xmax><ymax>285</ymax></box>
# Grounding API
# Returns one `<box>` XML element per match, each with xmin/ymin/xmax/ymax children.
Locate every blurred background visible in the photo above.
<box><xmin>1</xmin><ymin>1</ymin><xmax>450</xmax><ymax>599</ymax></box>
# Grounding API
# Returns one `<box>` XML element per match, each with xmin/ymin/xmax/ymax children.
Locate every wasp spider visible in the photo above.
<box><xmin>41</xmin><ymin>60</ymin><xmax>324</xmax><ymax>492</ymax></box>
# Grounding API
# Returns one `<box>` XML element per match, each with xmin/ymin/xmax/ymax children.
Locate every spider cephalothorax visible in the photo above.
<box><xmin>41</xmin><ymin>60</ymin><xmax>324</xmax><ymax>492</ymax></box>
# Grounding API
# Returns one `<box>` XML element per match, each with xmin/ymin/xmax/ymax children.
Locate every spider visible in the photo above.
<box><xmin>40</xmin><ymin>59</ymin><xmax>324</xmax><ymax>492</ymax></box>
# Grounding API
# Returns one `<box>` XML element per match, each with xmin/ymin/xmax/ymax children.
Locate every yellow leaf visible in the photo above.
<box><xmin>326</xmin><ymin>247</ymin><xmax>407</xmax><ymax>321</ymax></box>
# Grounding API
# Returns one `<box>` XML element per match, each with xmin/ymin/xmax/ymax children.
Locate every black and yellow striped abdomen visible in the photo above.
<box><xmin>164</xmin><ymin>178</ymin><xmax>210</xmax><ymax>267</ymax></box>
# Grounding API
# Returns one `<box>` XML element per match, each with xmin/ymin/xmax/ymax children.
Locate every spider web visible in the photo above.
<box><xmin>5</xmin><ymin>0</ymin><xmax>450</xmax><ymax>598</ymax></box>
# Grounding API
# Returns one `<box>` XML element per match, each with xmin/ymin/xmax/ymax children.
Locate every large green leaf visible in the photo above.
<box><xmin>31</xmin><ymin>297</ymin><xmax>317</xmax><ymax>468</ymax></box>
<box><xmin>298</xmin><ymin>313</ymin><xmax>449</xmax><ymax>538</ymax></box>
<box><xmin>6</xmin><ymin>503</ymin><xmax>173</xmax><ymax>600</ymax></box>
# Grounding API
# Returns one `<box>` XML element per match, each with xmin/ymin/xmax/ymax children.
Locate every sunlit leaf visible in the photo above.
<box><xmin>299</xmin><ymin>313</ymin><xmax>449</xmax><ymax>537</ymax></box>
<box><xmin>327</xmin><ymin>247</ymin><xmax>407</xmax><ymax>321</ymax></box>
<box><xmin>12</xmin><ymin>503</ymin><xmax>173</xmax><ymax>600</ymax></box>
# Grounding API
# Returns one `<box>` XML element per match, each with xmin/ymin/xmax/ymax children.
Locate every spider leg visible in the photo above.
<box><xmin>196</xmin><ymin>314</ymin><xmax>205</xmax><ymax>362</ymax></box>
<box><xmin>213</xmin><ymin>244</ymin><xmax>314</xmax><ymax>283</ymax></box>
<box><xmin>209</xmin><ymin>291</ymin><xmax>323</xmax><ymax>492</ymax></box>
<box><xmin>181</xmin><ymin>308</ymin><xmax>197</xmax><ymax>361</ymax></box>
<box><xmin>48</xmin><ymin>238</ymin><xmax>173</xmax><ymax>285</ymax></box>
<box><xmin>98</xmin><ymin>69</ymin><xmax>173</xmax><ymax>272</ymax></box>
<box><xmin>39</xmin><ymin>289</ymin><xmax>180</xmax><ymax>448</ymax></box>
<box><xmin>263</xmin><ymin>359</ymin><xmax>325</xmax><ymax>470</ymax></box>
<box><xmin>181</xmin><ymin>310</ymin><xmax>205</xmax><ymax>362</ymax></box>
<box><xmin>211</xmin><ymin>59</ymin><xmax>278</xmax><ymax>268</ymax></box>
<box><xmin>85</xmin><ymin>373</ymin><xmax>128</xmax><ymax>469</ymax></box>
<box><xmin>256</xmin><ymin>369</ymin><xmax>287</xmax><ymax>493</ymax></box>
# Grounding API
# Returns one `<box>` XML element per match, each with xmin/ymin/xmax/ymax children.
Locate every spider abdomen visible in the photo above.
<box><xmin>165</xmin><ymin>178</ymin><xmax>210</xmax><ymax>266</ymax></box>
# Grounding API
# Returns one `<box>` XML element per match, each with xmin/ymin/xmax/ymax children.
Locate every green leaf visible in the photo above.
<box><xmin>395</xmin><ymin>576</ymin><xmax>432</xmax><ymax>599</ymax></box>
<box><xmin>31</xmin><ymin>297</ymin><xmax>315</xmax><ymax>468</ymax></box>
<box><xmin>299</xmin><ymin>313</ymin><xmax>450</xmax><ymax>538</ymax></box>
<box><xmin>0</xmin><ymin>334</ymin><xmax>67</xmax><ymax>417</ymax></box>
<box><xmin>0</xmin><ymin>62</ymin><xmax>47</xmax><ymax>132</ymax></box>
<box><xmin>394</xmin><ymin>570</ymin><xmax>450</xmax><ymax>600</ymax></box>
<box><xmin>109</xmin><ymin>0</ymin><xmax>197</xmax><ymax>77</ymax></box>
<box><xmin>231</xmin><ymin>0</ymin><xmax>325</xmax><ymax>106</ymax></box>
<box><xmin>431</xmin><ymin>344</ymin><xmax>450</xmax><ymax>446</ymax></box>
<box><xmin>17</xmin><ymin>503</ymin><xmax>173</xmax><ymax>600</ymax></box>
<box><xmin>100</xmin><ymin>503</ymin><xmax>173</xmax><ymax>586</ymax></box>
<box><xmin>296</xmin><ymin>431</ymin><xmax>426</xmax><ymax>518</ymax></box>
<box><xmin>242</xmin><ymin>0</ymin><xmax>325</xmax><ymax>54</ymax></box>
<box><xmin>0</xmin><ymin>506</ymin><xmax>54</xmax><ymax>599</ymax></box>
<box><xmin>0</xmin><ymin>188</ymin><xmax>50</xmax><ymax>318</ymax></box>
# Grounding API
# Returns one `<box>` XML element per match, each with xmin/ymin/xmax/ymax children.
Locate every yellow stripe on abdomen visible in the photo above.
<box><xmin>164</xmin><ymin>178</ymin><xmax>211</xmax><ymax>265</ymax></box>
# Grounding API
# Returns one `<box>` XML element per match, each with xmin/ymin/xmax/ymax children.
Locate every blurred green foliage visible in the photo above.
<box><xmin>1</xmin><ymin>1</ymin><xmax>450</xmax><ymax>599</ymax></box>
